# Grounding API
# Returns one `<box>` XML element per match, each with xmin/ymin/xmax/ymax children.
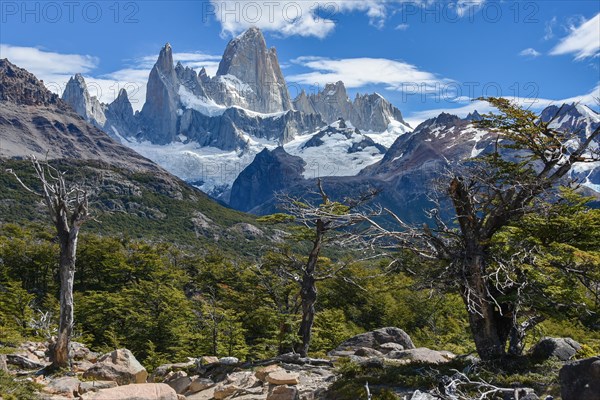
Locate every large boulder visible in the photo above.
<box><xmin>80</xmin><ymin>383</ymin><xmax>178</xmax><ymax>400</ymax></box>
<box><xmin>266</xmin><ymin>370</ymin><xmax>300</xmax><ymax>385</ymax></box>
<box><xmin>42</xmin><ymin>376</ymin><xmax>81</xmax><ymax>398</ymax></box>
<box><xmin>83</xmin><ymin>349</ymin><xmax>148</xmax><ymax>385</ymax></box>
<box><xmin>267</xmin><ymin>385</ymin><xmax>299</xmax><ymax>400</ymax></box>
<box><xmin>559</xmin><ymin>356</ymin><xmax>600</xmax><ymax>400</ymax></box>
<box><xmin>386</xmin><ymin>348</ymin><xmax>455</xmax><ymax>364</ymax></box>
<box><xmin>530</xmin><ymin>337</ymin><xmax>581</xmax><ymax>361</ymax></box>
<box><xmin>328</xmin><ymin>327</ymin><xmax>415</xmax><ymax>356</ymax></box>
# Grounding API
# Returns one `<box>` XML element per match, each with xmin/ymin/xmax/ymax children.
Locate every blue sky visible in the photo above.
<box><xmin>1</xmin><ymin>0</ymin><xmax>598</xmax><ymax>125</ymax></box>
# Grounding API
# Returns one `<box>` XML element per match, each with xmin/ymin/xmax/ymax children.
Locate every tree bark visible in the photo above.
<box><xmin>50</xmin><ymin>228</ymin><xmax>79</xmax><ymax>369</ymax></box>
<box><xmin>294</xmin><ymin>219</ymin><xmax>324</xmax><ymax>357</ymax></box>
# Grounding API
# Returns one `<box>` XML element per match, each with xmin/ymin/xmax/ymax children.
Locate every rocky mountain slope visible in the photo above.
<box><xmin>0</xmin><ymin>59</ymin><xmax>155</xmax><ymax>172</ymax></box>
<box><xmin>0</xmin><ymin>59</ymin><xmax>275</xmax><ymax>254</ymax></box>
<box><xmin>293</xmin><ymin>81</ymin><xmax>411</xmax><ymax>133</ymax></box>
<box><xmin>60</xmin><ymin>27</ymin><xmax>411</xmax><ymax>199</ymax></box>
<box><xmin>230</xmin><ymin>104</ymin><xmax>600</xmax><ymax>219</ymax></box>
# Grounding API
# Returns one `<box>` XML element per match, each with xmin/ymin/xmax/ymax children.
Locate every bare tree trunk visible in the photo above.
<box><xmin>294</xmin><ymin>220</ymin><xmax>324</xmax><ymax>357</ymax></box>
<box><xmin>50</xmin><ymin>228</ymin><xmax>79</xmax><ymax>369</ymax></box>
<box><xmin>460</xmin><ymin>252</ymin><xmax>506</xmax><ymax>361</ymax></box>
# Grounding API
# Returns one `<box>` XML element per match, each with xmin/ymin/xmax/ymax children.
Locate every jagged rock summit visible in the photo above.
<box><xmin>215</xmin><ymin>27</ymin><xmax>292</xmax><ymax>113</ymax></box>
<box><xmin>293</xmin><ymin>80</ymin><xmax>411</xmax><ymax>133</ymax></box>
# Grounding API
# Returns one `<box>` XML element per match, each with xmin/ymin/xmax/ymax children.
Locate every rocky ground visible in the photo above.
<box><xmin>0</xmin><ymin>328</ymin><xmax>597</xmax><ymax>400</ymax></box>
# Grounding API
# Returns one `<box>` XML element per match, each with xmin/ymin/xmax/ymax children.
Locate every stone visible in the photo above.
<box><xmin>378</xmin><ymin>342</ymin><xmax>405</xmax><ymax>353</ymax></box>
<box><xmin>73</xmin><ymin>360</ymin><xmax>94</xmax><ymax>373</ymax></box>
<box><xmin>530</xmin><ymin>337</ymin><xmax>581</xmax><ymax>361</ymax></box>
<box><xmin>187</xmin><ymin>377</ymin><xmax>215</xmax><ymax>394</ymax></box>
<box><xmin>71</xmin><ymin>342</ymin><xmax>99</xmax><ymax>362</ymax></box>
<box><xmin>6</xmin><ymin>354</ymin><xmax>46</xmax><ymax>369</ymax></box>
<box><xmin>150</xmin><ymin>360</ymin><xmax>196</xmax><ymax>382</ymax></box>
<box><xmin>266</xmin><ymin>370</ymin><xmax>300</xmax><ymax>385</ymax></box>
<box><xmin>0</xmin><ymin>355</ymin><xmax>7</xmax><ymax>371</ymax></box>
<box><xmin>267</xmin><ymin>385</ymin><xmax>299</xmax><ymax>400</ymax></box>
<box><xmin>82</xmin><ymin>348</ymin><xmax>147</xmax><ymax>385</ymax></box>
<box><xmin>213</xmin><ymin>384</ymin><xmax>240</xmax><ymax>399</ymax></box>
<box><xmin>199</xmin><ymin>356</ymin><xmax>219</xmax><ymax>365</ymax></box>
<box><xmin>42</xmin><ymin>376</ymin><xmax>81</xmax><ymax>398</ymax></box>
<box><xmin>354</xmin><ymin>347</ymin><xmax>384</xmax><ymax>357</ymax></box>
<box><xmin>80</xmin><ymin>383</ymin><xmax>178</xmax><ymax>400</ymax></box>
<box><xmin>328</xmin><ymin>327</ymin><xmax>415</xmax><ymax>357</ymax></box>
<box><xmin>78</xmin><ymin>381</ymin><xmax>118</xmax><ymax>394</ymax></box>
<box><xmin>219</xmin><ymin>356</ymin><xmax>239</xmax><ymax>365</ymax></box>
<box><xmin>559</xmin><ymin>356</ymin><xmax>600</xmax><ymax>400</ymax></box>
<box><xmin>255</xmin><ymin>364</ymin><xmax>282</xmax><ymax>381</ymax></box>
<box><xmin>164</xmin><ymin>371</ymin><xmax>192</xmax><ymax>394</ymax></box>
<box><xmin>386</xmin><ymin>348</ymin><xmax>454</xmax><ymax>364</ymax></box>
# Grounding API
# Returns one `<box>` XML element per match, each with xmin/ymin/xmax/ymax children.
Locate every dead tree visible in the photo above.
<box><xmin>272</xmin><ymin>179</ymin><xmax>375</xmax><ymax>357</ymax></box>
<box><xmin>7</xmin><ymin>156</ymin><xmax>92</xmax><ymax>369</ymax></box>
<box><xmin>366</xmin><ymin>98</ymin><xmax>600</xmax><ymax>361</ymax></box>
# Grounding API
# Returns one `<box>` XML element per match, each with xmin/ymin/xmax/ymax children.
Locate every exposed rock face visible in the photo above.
<box><xmin>230</xmin><ymin>147</ymin><xmax>306</xmax><ymax>212</ymax></box>
<box><xmin>559</xmin><ymin>356</ymin><xmax>600</xmax><ymax>400</ymax></box>
<box><xmin>104</xmin><ymin>88</ymin><xmax>138</xmax><ymax>138</ymax></box>
<box><xmin>0</xmin><ymin>58</ymin><xmax>60</xmax><ymax>106</ymax></box>
<box><xmin>80</xmin><ymin>383</ymin><xmax>178</xmax><ymax>400</ymax></box>
<box><xmin>530</xmin><ymin>337</ymin><xmax>581</xmax><ymax>361</ymax></box>
<box><xmin>214</xmin><ymin>27</ymin><xmax>292</xmax><ymax>113</ymax></box>
<box><xmin>83</xmin><ymin>348</ymin><xmax>148</xmax><ymax>385</ymax></box>
<box><xmin>293</xmin><ymin>81</ymin><xmax>410</xmax><ymax>132</ymax></box>
<box><xmin>0</xmin><ymin>59</ymin><xmax>159</xmax><ymax>172</ymax></box>
<box><xmin>329</xmin><ymin>327</ymin><xmax>415</xmax><ymax>357</ymax></box>
<box><xmin>386</xmin><ymin>348</ymin><xmax>455</xmax><ymax>364</ymax></box>
<box><xmin>139</xmin><ymin>43</ymin><xmax>180</xmax><ymax>144</ymax></box>
<box><xmin>62</xmin><ymin>74</ymin><xmax>107</xmax><ymax>129</ymax></box>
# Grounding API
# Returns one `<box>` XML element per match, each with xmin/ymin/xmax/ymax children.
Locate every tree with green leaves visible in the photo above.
<box><xmin>7</xmin><ymin>156</ymin><xmax>92</xmax><ymax>369</ymax></box>
<box><xmin>367</xmin><ymin>98</ymin><xmax>600</xmax><ymax>361</ymax></box>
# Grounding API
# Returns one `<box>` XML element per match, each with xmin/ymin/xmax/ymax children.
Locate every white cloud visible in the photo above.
<box><xmin>405</xmin><ymin>83</ymin><xmax>600</xmax><ymax>127</ymax></box>
<box><xmin>544</xmin><ymin>16</ymin><xmax>557</xmax><ymax>41</ymax></box>
<box><xmin>288</xmin><ymin>56</ymin><xmax>450</xmax><ymax>90</ymax></box>
<box><xmin>0</xmin><ymin>44</ymin><xmax>98</xmax><ymax>77</ymax></box>
<box><xmin>394</xmin><ymin>23</ymin><xmax>409</xmax><ymax>31</ymax></box>
<box><xmin>207</xmin><ymin>1</ymin><xmax>480</xmax><ymax>38</ymax></box>
<box><xmin>519</xmin><ymin>48</ymin><xmax>541</xmax><ymax>57</ymax></box>
<box><xmin>550</xmin><ymin>13</ymin><xmax>600</xmax><ymax>60</ymax></box>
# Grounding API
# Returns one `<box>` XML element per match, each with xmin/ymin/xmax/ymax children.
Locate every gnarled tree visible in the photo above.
<box><xmin>261</xmin><ymin>180</ymin><xmax>374</xmax><ymax>357</ymax></box>
<box><xmin>367</xmin><ymin>98</ymin><xmax>600</xmax><ymax>361</ymax></box>
<box><xmin>7</xmin><ymin>157</ymin><xmax>92</xmax><ymax>369</ymax></box>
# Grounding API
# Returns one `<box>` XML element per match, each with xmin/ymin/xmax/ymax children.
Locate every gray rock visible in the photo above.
<box><xmin>219</xmin><ymin>356</ymin><xmax>239</xmax><ymax>365</ymax></box>
<box><xmin>354</xmin><ymin>347</ymin><xmax>384</xmax><ymax>357</ymax></box>
<box><xmin>78</xmin><ymin>380</ymin><xmax>118</xmax><ymax>394</ymax></box>
<box><xmin>530</xmin><ymin>337</ymin><xmax>581</xmax><ymax>361</ymax></box>
<box><xmin>328</xmin><ymin>327</ymin><xmax>415</xmax><ymax>356</ymax></box>
<box><xmin>229</xmin><ymin>147</ymin><xmax>306</xmax><ymax>212</ymax></box>
<box><xmin>186</xmin><ymin>377</ymin><xmax>215</xmax><ymax>394</ymax></box>
<box><xmin>214</xmin><ymin>27</ymin><xmax>292</xmax><ymax>113</ymax></box>
<box><xmin>267</xmin><ymin>385</ymin><xmax>299</xmax><ymax>400</ymax></box>
<box><xmin>6</xmin><ymin>354</ymin><xmax>46</xmax><ymax>369</ymax></box>
<box><xmin>62</xmin><ymin>74</ymin><xmax>107</xmax><ymax>129</ymax></box>
<box><xmin>164</xmin><ymin>371</ymin><xmax>192</xmax><ymax>394</ymax></box>
<box><xmin>386</xmin><ymin>347</ymin><xmax>454</xmax><ymax>364</ymax></box>
<box><xmin>150</xmin><ymin>360</ymin><xmax>196</xmax><ymax>382</ymax></box>
<box><xmin>82</xmin><ymin>348</ymin><xmax>148</xmax><ymax>385</ymax></box>
<box><xmin>378</xmin><ymin>342</ymin><xmax>405</xmax><ymax>353</ymax></box>
<box><xmin>293</xmin><ymin>81</ymin><xmax>410</xmax><ymax>132</ymax></box>
<box><xmin>80</xmin><ymin>383</ymin><xmax>178</xmax><ymax>400</ymax></box>
<box><xmin>42</xmin><ymin>376</ymin><xmax>81</xmax><ymax>397</ymax></box>
<box><xmin>0</xmin><ymin>354</ymin><xmax>7</xmax><ymax>371</ymax></box>
<box><xmin>138</xmin><ymin>43</ymin><xmax>180</xmax><ymax>144</ymax></box>
<box><xmin>559</xmin><ymin>356</ymin><xmax>600</xmax><ymax>400</ymax></box>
